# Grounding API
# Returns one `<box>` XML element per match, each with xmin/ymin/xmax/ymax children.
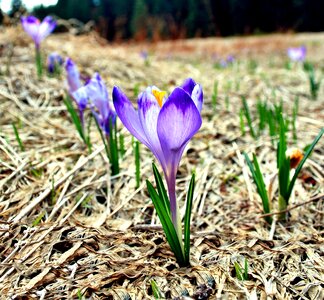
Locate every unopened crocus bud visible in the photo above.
<box><xmin>286</xmin><ymin>148</ymin><xmax>304</xmax><ymax>169</ymax></box>
<box><xmin>47</xmin><ymin>52</ymin><xmax>63</xmax><ymax>74</ymax></box>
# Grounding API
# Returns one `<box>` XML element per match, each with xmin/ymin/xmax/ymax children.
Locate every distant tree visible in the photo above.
<box><xmin>9</xmin><ymin>0</ymin><xmax>23</xmax><ymax>17</ymax></box>
<box><xmin>130</xmin><ymin>0</ymin><xmax>148</xmax><ymax>40</ymax></box>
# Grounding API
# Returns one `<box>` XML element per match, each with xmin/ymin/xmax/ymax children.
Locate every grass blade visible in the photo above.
<box><xmin>241</xmin><ymin>96</ymin><xmax>256</xmax><ymax>139</ymax></box>
<box><xmin>134</xmin><ymin>140</ymin><xmax>141</xmax><ymax>188</ymax></box>
<box><xmin>63</xmin><ymin>95</ymin><xmax>85</xmax><ymax>141</ymax></box>
<box><xmin>244</xmin><ymin>153</ymin><xmax>271</xmax><ymax>223</ymax></box>
<box><xmin>152</xmin><ymin>163</ymin><xmax>170</xmax><ymax>215</ymax></box>
<box><xmin>109</xmin><ymin>119</ymin><xmax>120</xmax><ymax>175</ymax></box>
<box><xmin>184</xmin><ymin>172</ymin><xmax>195</xmax><ymax>264</ymax></box>
<box><xmin>151</xmin><ymin>280</ymin><xmax>162</xmax><ymax>299</ymax></box>
<box><xmin>234</xmin><ymin>262</ymin><xmax>244</xmax><ymax>281</ymax></box>
<box><xmin>12</xmin><ymin>123</ymin><xmax>24</xmax><ymax>151</ymax></box>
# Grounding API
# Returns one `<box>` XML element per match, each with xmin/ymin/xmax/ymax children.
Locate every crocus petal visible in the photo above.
<box><xmin>138</xmin><ymin>91</ymin><xmax>166</xmax><ymax>165</ymax></box>
<box><xmin>112</xmin><ymin>86</ymin><xmax>149</xmax><ymax>147</ymax></box>
<box><xmin>65</xmin><ymin>58</ymin><xmax>82</xmax><ymax>93</ymax></box>
<box><xmin>181</xmin><ymin>78</ymin><xmax>196</xmax><ymax>95</ymax></box>
<box><xmin>72</xmin><ymin>86</ymin><xmax>88</xmax><ymax>111</ymax></box>
<box><xmin>157</xmin><ymin>87</ymin><xmax>202</xmax><ymax>154</ymax></box>
<box><xmin>85</xmin><ymin>73</ymin><xmax>109</xmax><ymax>119</ymax></box>
<box><xmin>38</xmin><ymin>16</ymin><xmax>56</xmax><ymax>42</ymax></box>
<box><xmin>21</xmin><ymin>16</ymin><xmax>40</xmax><ymax>44</ymax></box>
<box><xmin>191</xmin><ymin>84</ymin><xmax>203</xmax><ymax>112</ymax></box>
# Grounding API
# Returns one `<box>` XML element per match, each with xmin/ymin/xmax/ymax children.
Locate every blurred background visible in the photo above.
<box><xmin>1</xmin><ymin>0</ymin><xmax>324</xmax><ymax>42</ymax></box>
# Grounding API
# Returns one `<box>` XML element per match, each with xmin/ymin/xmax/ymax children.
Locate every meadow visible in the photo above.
<box><xmin>0</xmin><ymin>27</ymin><xmax>323</xmax><ymax>299</ymax></box>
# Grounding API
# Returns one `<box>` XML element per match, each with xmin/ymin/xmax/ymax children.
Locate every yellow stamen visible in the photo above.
<box><xmin>152</xmin><ymin>89</ymin><xmax>166</xmax><ymax>107</ymax></box>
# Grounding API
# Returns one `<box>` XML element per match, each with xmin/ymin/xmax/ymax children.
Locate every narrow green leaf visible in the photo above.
<box><xmin>32</xmin><ymin>210</ymin><xmax>46</xmax><ymax>226</ymax></box>
<box><xmin>277</xmin><ymin>115</ymin><xmax>287</xmax><ymax>169</ymax></box>
<box><xmin>151</xmin><ymin>280</ymin><xmax>162</xmax><ymax>299</ymax></box>
<box><xmin>241</xmin><ymin>96</ymin><xmax>256</xmax><ymax>139</ymax></box>
<box><xmin>184</xmin><ymin>173</ymin><xmax>195</xmax><ymax>263</ymax></box>
<box><xmin>252</xmin><ymin>154</ymin><xmax>270</xmax><ymax>214</ymax></box>
<box><xmin>244</xmin><ymin>258</ymin><xmax>249</xmax><ymax>280</ymax></box>
<box><xmin>119</xmin><ymin>133</ymin><xmax>125</xmax><ymax>157</ymax></box>
<box><xmin>244</xmin><ymin>153</ymin><xmax>271</xmax><ymax>223</ymax></box>
<box><xmin>234</xmin><ymin>262</ymin><xmax>244</xmax><ymax>281</ymax></box>
<box><xmin>109</xmin><ymin>119</ymin><xmax>120</xmax><ymax>175</ymax></box>
<box><xmin>134</xmin><ymin>140</ymin><xmax>141</xmax><ymax>188</ymax></box>
<box><xmin>85</xmin><ymin>112</ymin><xmax>93</xmax><ymax>153</ymax></box>
<box><xmin>12</xmin><ymin>123</ymin><xmax>24</xmax><ymax>151</ymax></box>
<box><xmin>277</xmin><ymin>115</ymin><xmax>290</xmax><ymax>202</ymax></box>
<box><xmin>63</xmin><ymin>96</ymin><xmax>85</xmax><ymax>141</ymax></box>
<box><xmin>146</xmin><ymin>180</ymin><xmax>185</xmax><ymax>266</ymax></box>
<box><xmin>152</xmin><ymin>163</ymin><xmax>170</xmax><ymax>215</ymax></box>
<box><xmin>286</xmin><ymin>128</ymin><xmax>324</xmax><ymax>200</ymax></box>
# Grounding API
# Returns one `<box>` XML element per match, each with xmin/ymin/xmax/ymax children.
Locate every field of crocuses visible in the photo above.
<box><xmin>0</xmin><ymin>21</ymin><xmax>324</xmax><ymax>299</ymax></box>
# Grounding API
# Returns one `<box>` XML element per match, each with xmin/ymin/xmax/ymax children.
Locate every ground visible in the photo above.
<box><xmin>0</xmin><ymin>27</ymin><xmax>323</xmax><ymax>299</ymax></box>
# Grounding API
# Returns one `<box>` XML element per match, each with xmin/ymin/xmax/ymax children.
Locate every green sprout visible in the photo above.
<box><xmin>234</xmin><ymin>258</ymin><xmax>249</xmax><ymax>281</ymax></box>
<box><xmin>245</xmin><ymin>116</ymin><xmax>323</xmax><ymax>222</ymax></box>
<box><xmin>304</xmin><ymin>62</ymin><xmax>322</xmax><ymax>100</ymax></box>
<box><xmin>12</xmin><ymin>123</ymin><xmax>25</xmax><ymax>151</ymax></box>
<box><xmin>151</xmin><ymin>280</ymin><xmax>162</xmax><ymax>299</ymax></box>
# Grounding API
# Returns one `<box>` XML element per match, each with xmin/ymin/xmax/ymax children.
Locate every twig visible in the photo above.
<box><xmin>259</xmin><ymin>193</ymin><xmax>324</xmax><ymax>218</ymax></box>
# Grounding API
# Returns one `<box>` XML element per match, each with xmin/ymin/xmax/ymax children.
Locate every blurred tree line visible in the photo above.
<box><xmin>4</xmin><ymin>0</ymin><xmax>324</xmax><ymax>41</ymax></box>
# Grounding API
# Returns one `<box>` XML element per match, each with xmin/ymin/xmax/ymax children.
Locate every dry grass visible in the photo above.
<box><xmin>0</xmin><ymin>27</ymin><xmax>324</xmax><ymax>299</ymax></box>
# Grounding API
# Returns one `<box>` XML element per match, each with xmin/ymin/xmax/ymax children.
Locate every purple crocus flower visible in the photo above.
<box><xmin>21</xmin><ymin>16</ymin><xmax>56</xmax><ymax>49</ymax></box>
<box><xmin>47</xmin><ymin>52</ymin><xmax>63</xmax><ymax>74</ymax></box>
<box><xmin>140</xmin><ymin>50</ymin><xmax>148</xmax><ymax>60</ymax></box>
<box><xmin>112</xmin><ymin>78</ymin><xmax>203</xmax><ymax>235</ymax></box>
<box><xmin>226</xmin><ymin>55</ymin><xmax>235</xmax><ymax>64</ymax></box>
<box><xmin>84</xmin><ymin>73</ymin><xmax>116</xmax><ymax>136</ymax></box>
<box><xmin>287</xmin><ymin>46</ymin><xmax>306</xmax><ymax>62</ymax></box>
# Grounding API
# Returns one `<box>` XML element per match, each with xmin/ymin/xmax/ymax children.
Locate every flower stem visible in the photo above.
<box><xmin>278</xmin><ymin>194</ymin><xmax>287</xmax><ymax>221</ymax></box>
<box><xmin>167</xmin><ymin>170</ymin><xmax>184</xmax><ymax>254</ymax></box>
<box><xmin>35</xmin><ymin>47</ymin><xmax>42</xmax><ymax>78</ymax></box>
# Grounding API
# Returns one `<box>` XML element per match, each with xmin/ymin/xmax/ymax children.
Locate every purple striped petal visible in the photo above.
<box><xmin>112</xmin><ymin>86</ymin><xmax>149</xmax><ymax>147</ymax></box>
<box><xmin>157</xmin><ymin>87</ymin><xmax>202</xmax><ymax>161</ymax></box>
<box><xmin>138</xmin><ymin>91</ymin><xmax>166</xmax><ymax>166</ymax></box>
<box><xmin>72</xmin><ymin>86</ymin><xmax>88</xmax><ymax>111</ymax></box>
<box><xmin>181</xmin><ymin>78</ymin><xmax>196</xmax><ymax>95</ymax></box>
<box><xmin>181</xmin><ymin>78</ymin><xmax>203</xmax><ymax>112</ymax></box>
<box><xmin>38</xmin><ymin>16</ymin><xmax>56</xmax><ymax>43</ymax></box>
